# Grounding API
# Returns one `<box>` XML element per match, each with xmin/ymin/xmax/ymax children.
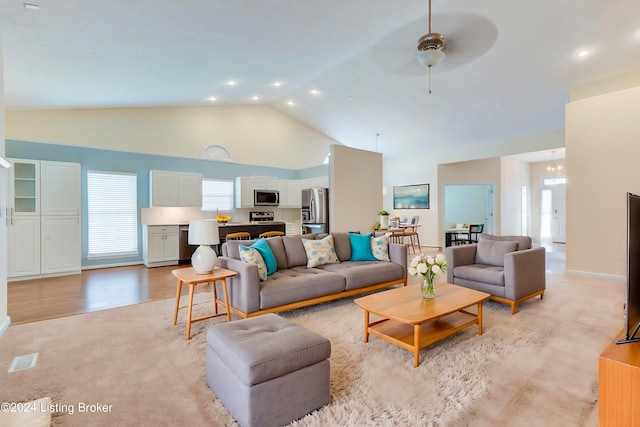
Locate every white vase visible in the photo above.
<box><xmin>380</xmin><ymin>215</ymin><xmax>389</xmax><ymax>229</ymax></box>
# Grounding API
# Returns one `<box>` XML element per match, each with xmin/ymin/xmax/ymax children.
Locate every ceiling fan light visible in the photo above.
<box><xmin>418</xmin><ymin>49</ymin><xmax>445</xmax><ymax>68</ymax></box>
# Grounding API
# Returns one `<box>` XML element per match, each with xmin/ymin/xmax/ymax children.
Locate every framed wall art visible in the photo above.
<box><xmin>393</xmin><ymin>183</ymin><xmax>430</xmax><ymax>209</ymax></box>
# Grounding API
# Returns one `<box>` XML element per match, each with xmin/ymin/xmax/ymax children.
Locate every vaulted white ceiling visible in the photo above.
<box><xmin>2</xmin><ymin>0</ymin><xmax>639</xmax><ymax>159</ymax></box>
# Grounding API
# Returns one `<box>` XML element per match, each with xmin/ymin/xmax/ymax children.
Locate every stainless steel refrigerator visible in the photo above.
<box><xmin>302</xmin><ymin>187</ymin><xmax>329</xmax><ymax>234</ymax></box>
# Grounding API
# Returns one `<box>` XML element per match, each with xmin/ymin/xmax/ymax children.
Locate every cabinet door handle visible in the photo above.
<box><xmin>10</xmin><ymin>208</ymin><xmax>13</xmax><ymax>225</ymax></box>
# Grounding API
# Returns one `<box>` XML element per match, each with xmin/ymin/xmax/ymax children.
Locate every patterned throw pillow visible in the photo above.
<box><xmin>239</xmin><ymin>246</ymin><xmax>268</xmax><ymax>281</ymax></box>
<box><xmin>371</xmin><ymin>234</ymin><xmax>390</xmax><ymax>262</ymax></box>
<box><xmin>302</xmin><ymin>235</ymin><xmax>340</xmax><ymax>268</ymax></box>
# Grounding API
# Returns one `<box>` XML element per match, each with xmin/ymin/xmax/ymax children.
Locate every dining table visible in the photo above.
<box><xmin>445</xmin><ymin>227</ymin><xmax>469</xmax><ymax>247</ymax></box>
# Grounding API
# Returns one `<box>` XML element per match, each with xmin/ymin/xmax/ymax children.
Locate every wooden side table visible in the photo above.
<box><xmin>172</xmin><ymin>266</ymin><xmax>238</xmax><ymax>340</ymax></box>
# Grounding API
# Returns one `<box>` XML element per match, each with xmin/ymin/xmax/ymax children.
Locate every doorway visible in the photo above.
<box><xmin>540</xmin><ymin>178</ymin><xmax>566</xmax><ymax>243</ymax></box>
<box><xmin>444</xmin><ymin>184</ymin><xmax>495</xmax><ymax>235</ymax></box>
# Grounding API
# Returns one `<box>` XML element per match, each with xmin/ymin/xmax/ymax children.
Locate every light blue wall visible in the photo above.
<box><xmin>6</xmin><ymin>139</ymin><xmax>328</xmax><ymax>268</ymax></box>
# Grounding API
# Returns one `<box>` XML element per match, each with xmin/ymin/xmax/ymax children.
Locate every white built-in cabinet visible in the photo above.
<box><xmin>142</xmin><ymin>225</ymin><xmax>179</xmax><ymax>267</ymax></box>
<box><xmin>8</xmin><ymin>159</ymin><xmax>81</xmax><ymax>280</ymax></box>
<box><xmin>150</xmin><ymin>170</ymin><xmax>202</xmax><ymax>207</ymax></box>
<box><xmin>236</xmin><ymin>176</ymin><xmax>323</xmax><ymax>208</ymax></box>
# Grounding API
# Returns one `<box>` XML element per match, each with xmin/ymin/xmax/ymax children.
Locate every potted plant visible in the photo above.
<box><xmin>378</xmin><ymin>209</ymin><xmax>390</xmax><ymax>229</ymax></box>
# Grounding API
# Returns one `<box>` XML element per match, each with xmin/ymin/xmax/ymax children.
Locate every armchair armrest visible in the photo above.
<box><xmin>444</xmin><ymin>244</ymin><xmax>478</xmax><ymax>283</ymax></box>
<box><xmin>217</xmin><ymin>256</ymin><xmax>262</xmax><ymax>314</ymax></box>
<box><xmin>504</xmin><ymin>247</ymin><xmax>546</xmax><ymax>300</ymax></box>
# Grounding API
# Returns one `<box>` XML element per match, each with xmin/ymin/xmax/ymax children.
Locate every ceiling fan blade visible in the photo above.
<box><xmin>370</xmin><ymin>13</ymin><xmax>497</xmax><ymax>76</ymax></box>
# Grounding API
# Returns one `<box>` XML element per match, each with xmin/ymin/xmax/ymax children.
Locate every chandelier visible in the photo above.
<box><xmin>546</xmin><ymin>151</ymin><xmax>563</xmax><ymax>175</ymax></box>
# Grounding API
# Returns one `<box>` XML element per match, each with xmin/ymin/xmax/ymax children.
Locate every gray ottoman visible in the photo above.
<box><xmin>206</xmin><ymin>313</ymin><xmax>331</xmax><ymax>427</ymax></box>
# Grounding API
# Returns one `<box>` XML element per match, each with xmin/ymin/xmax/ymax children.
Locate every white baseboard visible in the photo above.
<box><xmin>0</xmin><ymin>316</ymin><xmax>11</xmax><ymax>338</ymax></box>
<box><xmin>564</xmin><ymin>269</ymin><xmax>625</xmax><ymax>281</ymax></box>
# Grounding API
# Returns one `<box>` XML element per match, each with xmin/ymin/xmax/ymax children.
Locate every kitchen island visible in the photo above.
<box><xmin>217</xmin><ymin>222</ymin><xmax>286</xmax><ymax>241</ymax></box>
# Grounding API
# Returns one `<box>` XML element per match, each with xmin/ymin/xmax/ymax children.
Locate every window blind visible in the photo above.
<box><xmin>87</xmin><ymin>171</ymin><xmax>138</xmax><ymax>257</ymax></box>
<box><xmin>202</xmin><ymin>179</ymin><xmax>234</xmax><ymax>211</ymax></box>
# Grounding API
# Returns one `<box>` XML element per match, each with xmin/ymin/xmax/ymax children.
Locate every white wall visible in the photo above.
<box><xmin>500</xmin><ymin>157</ymin><xmax>530</xmax><ymax>236</ymax></box>
<box><xmin>566</xmin><ymin>85</ymin><xmax>640</xmax><ymax>277</ymax></box>
<box><xmin>0</xmin><ymin>32</ymin><xmax>9</xmax><ymax>336</ymax></box>
<box><xmin>330</xmin><ymin>145</ymin><xmax>382</xmax><ymax>233</ymax></box>
<box><xmin>6</xmin><ymin>105</ymin><xmax>339</xmax><ymax>170</ymax></box>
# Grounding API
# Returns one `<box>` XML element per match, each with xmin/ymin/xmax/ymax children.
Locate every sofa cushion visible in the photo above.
<box><xmin>224</xmin><ymin>239</ymin><xmax>257</xmax><ymax>260</ymax></box>
<box><xmin>475</xmin><ymin>239</ymin><xmax>518</xmax><ymax>267</ymax></box>
<box><xmin>251</xmin><ymin>238</ymin><xmax>277</xmax><ymax>276</ymax></box>
<box><xmin>302</xmin><ymin>235</ymin><xmax>340</xmax><ymax>268</ymax></box>
<box><xmin>317</xmin><ymin>261</ymin><xmax>404</xmax><ymax>290</ymax></box>
<box><xmin>259</xmin><ymin>267</ymin><xmax>346</xmax><ymax>309</ymax></box>
<box><xmin>454</xmin><ymin>264</ymin><xmax>505</xmax><ymax>286</ymax></box>
<box><xmin>371</xmin><ymin>234</ymin><xmax>390</xmax><ymax>261</ymax></box>
<box><xmin>479</xmin><ymin>233</ymin><xmax>532</xmax><ymax>250</ymax></box>
<box><xmin>331</xmin><ymin>232</ymin><xmax>352</xmax><ymax>261</ymax></box>
<box><xmin>239</xmin><ymin>246</ymin><xmax>268</xmax><ymax>281</ymax></box>
<box><xmin>349</xmin><ymin>233</ymin><xmax>376</xmax><ymax>261</ymax></box>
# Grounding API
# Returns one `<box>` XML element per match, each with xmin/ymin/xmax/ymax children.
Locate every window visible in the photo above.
<box><xmin>543</xmin><ymin>177</ymin><xmax>566</xmax><ymax>186</ymax></box>
<box><xmin>202</xmin><ymin>179</ymin><xmax>234</xmax><ymax>211</ymax></box>
<box><xmin>87</xmin><ymin>171</ymin><xmax>138</xmax><ymax>257</ymax></box>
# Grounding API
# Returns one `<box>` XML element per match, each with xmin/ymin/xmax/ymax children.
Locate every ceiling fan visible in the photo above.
<box><xmin>416</xmin><ymin>0</ymin><xmax>446</xmax><ymax>94</ymax></box>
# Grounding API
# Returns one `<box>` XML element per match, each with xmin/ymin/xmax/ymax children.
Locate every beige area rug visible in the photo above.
<box><xmin>0</xmin><ymin>272</ymin><xmax>626</xmax><ymax>426</ymax></box>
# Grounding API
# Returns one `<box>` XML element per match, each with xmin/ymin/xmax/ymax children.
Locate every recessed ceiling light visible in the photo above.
<box><xmin>309</xmin><ymin>89</ymin><xmax>320</xmax><ymax>95</ymax></box>
<box><xmin>576</xmin><ymin>48</ymin><xmax>592</xmax><ymax>58</ymax></box>
<box><xmin>287</xmin><ymin>101</ymin><xmax>295</xmax><ymax>106</ymax></box>
<box><xmin>251</xmin><ymin>96</ymin><xmax>260</xmax><ymax>101</ymax></box>
<box><xmin>226</xmin><ymin>80</ymin><xmax>236</xmax><ymax>86</ymax></box>
<box><xmin>207</xmin><ymin>96</ymin><xmax>217</xmax><ymax>102</ymax></box>
<box><xmin>23</xmin><ymin>3</ymin><xmax>40</xmax><ymax>10</ymax></box>
<box><xmin>273</xmin><ymin>81</ymin><xmax>282</xmax><ymax>87</ymax></box>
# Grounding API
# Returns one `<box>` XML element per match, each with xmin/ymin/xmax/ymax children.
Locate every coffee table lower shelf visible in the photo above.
<box><xmin>367</xmin><ymin>310</ymin><xmax>479</xmax><ymax>367</ymax></box>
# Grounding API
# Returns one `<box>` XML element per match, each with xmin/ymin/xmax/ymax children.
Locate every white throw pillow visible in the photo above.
<box><xmin>302</xmin><ymin>235</ymin><xmax>340</xmax><ymax>268</ymax></box>
<box><xmin>239</xmin><ymin>246</ymin><xmax>268</xmax><ymax>281</ymax></box>
<box><xmin>371</xmin><ymin>234</ymin><xmax>390</xmax><ymax>262</ymax></box>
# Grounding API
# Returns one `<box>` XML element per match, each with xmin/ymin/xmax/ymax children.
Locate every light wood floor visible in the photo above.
<box><xmin>7</xmin><ymin>264</ymin><xmax>188</xmax><ymax>325</ymax></box>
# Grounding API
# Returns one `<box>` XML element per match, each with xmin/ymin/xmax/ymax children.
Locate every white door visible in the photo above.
<box><xmin>178</xmin><ymin>173</ymin><xmax>202</xmax><ymax>206</ymax></box>
<box><xmin>9</xmin><ymin>216</ymin><xmax>40</xmax><ymax>277</ymax></box>
<box><xmin>150</xmin><ymin>171</ymin><xmax>179</xmax><ymax>206</ymax></box>
<box><xmin>551</xmin><ymin>184</ymin><xmax>566</xmax><ymax>243</ymax></box>
<box><xmin>41</xmin><ymin>161</ymin><xmax>81</xmax><ymax>216</ymax></box>
<box><xmin>41</xmin><ymin>216</ymin><xmax>81</xmax><ymax>274</ymax></box>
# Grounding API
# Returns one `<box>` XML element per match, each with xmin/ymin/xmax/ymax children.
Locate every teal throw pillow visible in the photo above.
<box><xmin>349</xmin><ymin>233</ymin><xmax>377</xmax><ymax>261</ymax></box>
<box><xmin>251</xmin><ymin>238</ymin><xmax>277</xmax><ymax>276</ymax></box>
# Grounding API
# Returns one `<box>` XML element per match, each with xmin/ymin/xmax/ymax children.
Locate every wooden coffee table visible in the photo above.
<box><xmin>355</xmin><ymin>283</ymin><xmax>490</xmax><ymax>367</ymax></box>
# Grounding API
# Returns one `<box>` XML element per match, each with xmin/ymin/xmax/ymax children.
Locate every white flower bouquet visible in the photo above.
<box><xmin>408</xmin><ymin>253</ymin><xmax>448</xmax><ymax>298</ymax></box>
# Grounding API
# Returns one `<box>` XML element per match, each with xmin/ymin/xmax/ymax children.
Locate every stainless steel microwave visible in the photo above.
<box><xmin>254</xmin><ymin>189</ymin><xmax>280</xmax><ymax>206</ymax></box>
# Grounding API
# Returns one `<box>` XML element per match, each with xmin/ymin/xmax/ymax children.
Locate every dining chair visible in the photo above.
<box><xmin>258</xmin><ymin>231</ymin><xmax>285</xmax><ymax>238</ymax></box>
<box><xmin>387</xmin><ymin>229</ymin><xmax>405</xmax><ymax>245</ymax></box>
<box><xmin>226</xmin><ymin>232</ymin><xmax>251</xmax><ymax>241</ymax></box>
<box><xmin>403</xmin><ymin>216</ymin><xmax>421</xmax><ymax>253</ymax></box>
<box><xmin>454</xmin><ymin>224</ymin><xmax>484</xmax><ymax>245</ymax></box>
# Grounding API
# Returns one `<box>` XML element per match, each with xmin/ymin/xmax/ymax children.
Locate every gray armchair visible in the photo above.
<box><xmin>445</xmin><ymin>234</ymin><xmax>545</xmax><ymax>314</ymax></box>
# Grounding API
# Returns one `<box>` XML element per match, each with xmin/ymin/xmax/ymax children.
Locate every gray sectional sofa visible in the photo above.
<box><xmin>217</xmin><ymin>232</ymin><xmax>407</xmax><ymax>317</ymax></box>
<box><xmin>445</xmin><ymin>234</ymin><xmax>546</xmax><ymax>314</ymax></box>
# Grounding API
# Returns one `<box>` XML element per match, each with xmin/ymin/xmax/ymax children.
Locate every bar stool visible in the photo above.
<box><xmin>259</xmin><ymin>231</ymin><xmax>285</xmax><ymax>238</ymax></box>
<box><xmin>226</xmin><ymin>232</ymin><xmax>251</xmax><ymax>240</ymax></box>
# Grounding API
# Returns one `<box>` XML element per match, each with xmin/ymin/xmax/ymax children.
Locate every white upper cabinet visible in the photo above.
<box><xmin>9</xmin><ymin>159</ymin><xmax>40</xmax><ymax>215</ymax></box>
<box><xmin>235</xmin><ymin>176</ymin><xmax>255</xmax><ymax>208</ymax></box>
<box><xmin>41</xmin><ymin>161</ymin><xmax>81</xmax><ymax>216</ymax></box>
<box><xmin>253</xmin><ymin>176</ymin><xmax>279</xmax><ymax>190</ymax></box>
<box><xmin>150</xmin><ymin>170</ymin><xmax>202</xmax><ymax>207</ymax></box>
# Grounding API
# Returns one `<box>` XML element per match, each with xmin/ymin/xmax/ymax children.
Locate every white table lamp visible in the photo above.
<box><xmin>188</xmin><ymin>220</ymin><xmax>220</xmax><ymax>274</ymax></box>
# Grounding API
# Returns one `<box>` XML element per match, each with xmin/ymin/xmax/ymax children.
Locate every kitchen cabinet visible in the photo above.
<box><xmin>253</xmin><ymin>176</ymin><xmax>279</xmax><ymax>190</ymax></box>
<box><xmin>8</xmin><ymin>159</ymin><xmax>81</xmax><ymax>280</ymax></box>
<box><xmin>8</xmin><ymin>216</ymin><xmax>40</xmax><ymax>277</ymax></box>
<box><xmin>41</xmin><ymin>216</ymin><xmax>81</xmax><ymax>275</ymax></box>
<box><xmin>278</xmin><ymin>179</ymin><xmax>302</xmax><ymax>208</ymax></box>
<box><xmin>150</xmin><ymin>170</ymin><xmax>202</xmax><ymax>207</ymax></box>
<box><xmin>41</xmin><ymin>161</ymin><xmax>81</xmax><ymax>216</ymax></box>
<box><xmin>143</xmin><ymin>225</ymin><xmax>179</xmax><ymax>267</ymax></box>
<box><xmin>235</xmin><ymin>177</ymin><xmax>255</xmax><ymax>208</ymax></box>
